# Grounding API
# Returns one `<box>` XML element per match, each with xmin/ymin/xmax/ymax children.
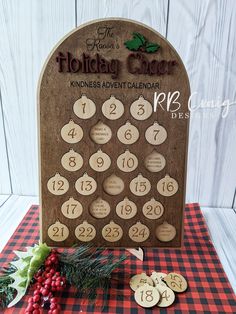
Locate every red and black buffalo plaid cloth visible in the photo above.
<box><xmin>0</xmin><ymin>203</ymin><xmax>235</xmax><ymax>313</ymax></box>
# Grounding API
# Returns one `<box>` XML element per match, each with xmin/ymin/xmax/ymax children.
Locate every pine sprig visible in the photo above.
<box><xmin>0</xmin><ymin>265</ymin><xmax>17</xmax><ymax>308</ymax></box>
<box><xmin>59</xmin><ymin>245</ymin><xmax>126</xmax><ymax>304</ymax></box>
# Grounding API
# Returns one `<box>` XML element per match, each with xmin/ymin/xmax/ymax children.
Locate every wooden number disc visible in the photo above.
<box><xmin>130</xmin><ymin>174</ymin><xmax>151</xmax><ymax>196</ymax></box>
<box><xmin>103</xmin><ymin>174</ymin><xmax>124</xmax><ymax>195</ymax></box>
<box><xmin>102</xmin><ymin>221</ymin><xmax>123</xmax><ymax>242</ymax></box>
<box><xmin>117</xmin><ymin>121</ymin><xmax>139</xmax><ymax>144</ymax></box>
<box><xmin>117</xmin><ymin>149</ymin><xmax>138</xmax><ymax>172</ymax></box>
<box><xmin>116</xmin><ymin>197</ymin><xmax>137</xmax><ymax>219</ymax></box>
<box><xmin>156</xmin><ymin>222</ymin><xmax>176</xmax><ymax>242</ymax></box>
<box><xmin>145</xmin><ymin>122</ymin><xmax>167</xmax><ymax>145</ymax></box>
<box><xmin>157</xmin><ymin>174</ymin><xmax>178</xmax><ymax>196</ymax></box>
<box><xmin>129</xmin><ymin>222</ymin><xmax>150</xmax><ymax>242</ymax></box>
<box><xmin>156</xmin><ymin>284</ymin><xmax>175</xmax><ymax>307</ymax></box>
<box><xmin>130</xmin><ymin>95</ymin><xmax>152</xmax><ymax>120</ymax></box>
<box><xmin>75</xmin><ymin>221</ymin><xmax>96</xmax><ymax>242</ymax></box>
<box><xmin>163</xmin><ymin>272</ymin><xmax>188</xmax><ymax>293</ymax></box>
<box><xmin>75</xmin><ymin>173</ymin><xmax>97</xmax><ymax>195</ymax></box>
<box><xmin>61</xmin><ymin>120</ymin><xmax>83</xmax><ymax>143</ymax></box>
<box><xmin>61</xmin><ymin>149</ymin><xmax>83</xmax><ymax>172</ymax></box>
<box><xmin>102</xmin><ymin>95</ymin><xmax>124</xmax><ymax>120</ymax></box>
<box><xmin>73</xmin><ymin>94</ymin><xmax>96</xmax><ymax>119</ymax></box>
<box><xmin>48</xmin><ymin>220</ymin><xmax>69</xmax><ymax>242</ymax></box>
<box><xmin>134</xmin><ymin>283</ymin><xmax>160</xmax><ymax>308</ymax></box>
<box><xmin>151</xmin><ymin>272</ymin><xmax>167</xmax><ymax>287</ymax></box>
<box><xmin>61</xmin><ymin>197</ymin><xmax>83</xmax><ymax>219</ymax></box>
<box><xmin>47</xmin><ymin>173</ymin><xmax>69</xmax><ymax>195</ymax></box>
<box><xmin>89</xmin><ymin>149</ymin><xmax>111</xmax><ymax>172</ymax></box>
<box><xmin>90</xmin><ymin>121</ymin><xmax>112</xmax><ymax>144</ymax></box>
<box><xmin>89</xmin><ymin>197</ymin><xmax>110</xmax><ymax>219</ymax></box>
<box><xmin>144</xmin><ymin>150</ymin><xmax>166</xmax><ymax>173</ymax></box>
<box><xmin>142</xmin><ymin>198</ymin><xmax>164</xmax><ymax>220</ymax></box>
<box><xmin>130</xmin><ymin>273</ymin><xmax>154</xmax><ymax>291</ymax></box>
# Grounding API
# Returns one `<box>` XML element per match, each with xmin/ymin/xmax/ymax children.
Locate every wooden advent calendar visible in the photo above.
<box><xmin>38</xmin><ymin>19</ymin><xmax>190</xmax><ymax>248</ymax></box>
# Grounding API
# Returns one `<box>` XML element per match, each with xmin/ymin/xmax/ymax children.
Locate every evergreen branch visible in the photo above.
<box><xmin>0</xmin><ymin>264</ymin><xmax>17</xmax><ymax>308</ymax></box>
<box><xmin>59</xmin><ymin>245</ymin><xmax>126</xmax><ymax>307</ymax></box>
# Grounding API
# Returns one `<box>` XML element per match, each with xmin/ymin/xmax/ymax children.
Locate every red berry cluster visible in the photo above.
<box><xmin>25</xmin><ymin>249</ymin><xmax>66</xmax><ymax>314</ymax></box>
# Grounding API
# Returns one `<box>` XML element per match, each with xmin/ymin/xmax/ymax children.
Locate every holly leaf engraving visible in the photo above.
<box><xmin>124</xmin><ymin>32</ymin><xmax>146</xmax><ymax>51</ymax></box>
<box><xmin>133</xmin><ymin>32</ymin><xmax>146</xmax><ymax>45</ymax></box>
<box><xmin>124</xmin><ymin>32</ymin><xmax>161</xmax><ymax>53</ymax></box>
<box><xmin>145</xmin><ymin>42</ymin><xmax>160</xmax><ymax>53</ymax></box>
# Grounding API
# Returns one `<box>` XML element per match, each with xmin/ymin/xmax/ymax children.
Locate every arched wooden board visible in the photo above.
<box><xmin>38</xmin><ymin>18</ymin><xmax>190</xmax><ymax>248</ymax></box>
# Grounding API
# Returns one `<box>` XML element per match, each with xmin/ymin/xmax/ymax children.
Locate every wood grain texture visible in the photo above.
<box><xmin>0</xmin><ymin>0</ymin><xmax>236</xmax><ymax>208</ymax></box>
<box><xmin>0</xmin><ymin>194</ymin><xmax>39</xmax><ymax>252</ymax></box>
<box><xmin>0</xmin><ymin>0</ymin><xmax>75</xmax><ymax>195</ymax></box>
<box><xmin>39</xmin><ymin>19</ymin><xmax>190</xmax><ymax>248</ymax></box>
<box><xmin>76</xmin><ymin>0</ymin><xmax>168</xmax><ymax>37</ymax></box>
<box><xmin>167</xmin><ymin>0</ymin><xmax>236</xmax><ymax>207</ymax></box>
<box><xmin>0</xmin><ymin>99</ymin><xmax>11</xmax><ymax>194</ymax></box>
<box><xmin>202</xmin><ymin>206</ymin><xmax>236</xmax><ymax>293</ymax></box>
<box><xmin>0</xmin><ymin>194</ymin><xmax>11</xmax><ymax>207</ymax></box>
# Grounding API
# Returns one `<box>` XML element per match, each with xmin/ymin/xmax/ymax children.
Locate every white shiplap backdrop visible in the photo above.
<box><xmin>0</xmin><ymin>0</ymin><xmax>236</xmax><ymax>208</ymax></box>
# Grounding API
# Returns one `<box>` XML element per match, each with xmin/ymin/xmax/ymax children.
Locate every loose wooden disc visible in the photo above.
<box><xmin>89</xmin><ymin>149</ymin><xmax>111</xmax><ymax>172</ymax></box>
<box><xmin>151</xmin><ymin>272</ymin><xmax>167</xmax><ymax>287</ymax></box>
<box><xmin>117</xmin><ymin>149</ymin><xmax>138</xmax><ymax>172</ymax></box>
<box><xmin>130</xmin><ymin>95</ymin><xmax>153</xmax><ymax>120</ymax></box>
<box><xmin>90</xmin><ymin>121</ymin><xmax>112</xmax><ymax>144</ymax></box>
<box><xmin>156</xmin><ymin>222</ymin><xmax>176</xmax><ymax>242</ymax></box>
<box><xmin>61</xmin><ymin>197</ymin><xmax>83</xmax><ymax>219</ymax></box>
<box><xmin>145</xmin><ymin>122</ymin><xmax>167</xmax><ymax>145</ymax></box>
<box><xmin>134</xmin><ymin>283</ymin><xmax>160</xmax><ymax>308</ymax></box>
<box><xmin>75</xmin><ymin>221</ymin><xmax>96</xmax><ymax>242</ymax></box>
<box><xmin>130</xmin><ymin>174</ymin><xmax>151</xmax><ymax>196</ymax></box>
<box><xmin>155</xmin><ymin>284</ymin><xmax>175</xmax><ymax>307</ymax></box>
<box><xmin>73</xmin><ymin>94</ymin><xmax>96</xmax><ymax>119</ymax></box>
<box><xmin>61</xmin><ymin>149</ymin><xmax>83</xmax><ymax>172</ymax></box>
<box><xmin>116</xmin><ymin>197</ymin><xmax>137</xmax><ymax>219</ymax></box>
<box><xmin>61</xmin><ymin>120</ymin><xmax>83</xmax><ymax>144</ymax></box>
<box><xmin>142</xmin><ymin>198</ymin><xmax>164</xmax><ymax>220</ymax></box>
<box><xmin>117</xmin><ymin>121</ymin><xmax>139</xmax><ymax>144</ymax></box>
<box><xmin>144</xmin><ymin>150</ymin><xmax>166</xmax><ymax>173</ymax></box>
<box><xmin>102</xmin><ymin>95</ymin><xmax>124</xmax><ymax>120</ymax></box>
<box><xmin>89</xmin><ymin>197</ymin><xmax>111</xmax><ymax>219</ymax></box>
<box><xmin>47</xmin><ymin>173</ymin><xmax>69</xmax><ymax>195</ymax></box>
<box><xmin>103</xmin><ymin>174</ymin><xmax>124</xmax><ymax>195</ymax></box>
<box><xmin>47</xmin><ymin>220</ymin><xmax>69</xmax><ymax>242</ymax></box>
<box><xmin>130</xmin><ymin>273</ymin><xmax>154</xmax><ymax>291</ymax></box>
<box><xmin>129</xmin><ymin>221</ymin><xmax>150</xmax><ymax>242</ymax></box>
<box><xmin>102</xmin><ymin>221</ymin><xmax>123</xmax><ymax>242</ymax></box>
<box><xmin>75</xmin><ymin>173</ymin><xmax>97</xmax><ymax>195</ymax></box>
<box><xmin>157</xmin><ymin>174</ymin><xmax>178</xmax><ymax>196</ymax></box>
<box><xmin>163</xmin><ymin>272</ymin><xmax>188</xmax><ymax>293</ymax></box>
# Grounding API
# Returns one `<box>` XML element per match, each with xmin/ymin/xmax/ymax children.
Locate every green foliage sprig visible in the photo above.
<box><xmin>0</xmin><ymin>265</ymin><xmax>17</xmax><ymax>308</ymax></box>
<box><xmin>59</xmin><ymin>245</ymin><xmax>126</xmax><ymax>304</ymax></box>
